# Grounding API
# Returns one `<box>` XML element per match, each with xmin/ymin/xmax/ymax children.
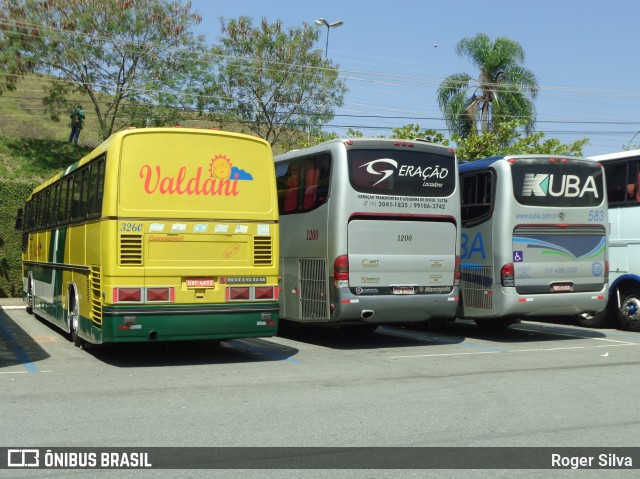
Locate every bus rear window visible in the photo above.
<box><xmin>348</xmin><ymin>149</ymin><xmax>455</xmax><ymax>197</ymax></box>
<box><xmin>511</xmin><ymin>159</ymin><xmax>604</xmax><ymax>207</ymax></box>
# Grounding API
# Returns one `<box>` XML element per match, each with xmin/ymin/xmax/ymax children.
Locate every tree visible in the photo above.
<box><xmin>204</xmin><ymin>16</ymin><xmax>347</xmax><ymax>148</ymax></box>
<box><xmin>389</xmin><ymin>124</ymin><xmax>449</xmax><ymax>145</ymax></box>
<box><xmin>453</xmin><ymin>120</ymin><xmax>588</xmax><ymax>160</ymax></box>
<box><xmin>437</xmin><ymin>33</ymin><xmax>538</xmax><ymax>138</ymax></box>
<box><xmin>0</xmin><ymin>0</ymin><xmax>207</xmax><ymax>139</ymax></box>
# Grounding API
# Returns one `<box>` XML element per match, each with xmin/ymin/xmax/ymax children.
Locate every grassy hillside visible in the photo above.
<box><xmin>0</xmin><ymin>136</ymin><xmax>92</xmax><ymax>182</ymax></box>
<box><xmin>0</xmin><ymin>76</ymin><xmax>104</xmax><ymax>148</ymax></box>
<box><xmin>0</xmin><ymin>135</ymin><xmax>91</xmax><ymax>298</ymax></box>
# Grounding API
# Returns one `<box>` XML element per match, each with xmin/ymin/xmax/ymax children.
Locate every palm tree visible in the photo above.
<box><xmin>437</xmin><ymin>33</ymin><xmax>538</xmax><ymax>137</ymax></box>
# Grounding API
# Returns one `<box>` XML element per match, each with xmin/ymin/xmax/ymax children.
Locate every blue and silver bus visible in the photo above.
<box><xmin>274</xmin><ymin>138</ymin><xmax>460</xmax><ymax>332</ymax></box>
<box><xmin>458</xmin><ymin>155</ymin><xmax>609</xmax><ymax>328</ymax></box>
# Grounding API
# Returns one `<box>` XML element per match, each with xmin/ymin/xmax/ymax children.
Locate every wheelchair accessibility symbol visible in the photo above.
<box><xmin>513</xmin><ymin>251</ymin><xmax>523</xmax><ymax>262</ymax></box>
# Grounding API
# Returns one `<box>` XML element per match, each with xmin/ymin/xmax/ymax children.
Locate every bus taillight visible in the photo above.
<box><xmin>227</xmin><ymin>287</ymin><xmax>251</xmax><ymax>301</ymax></box>
<box><xmin>454</xmin><ymin>255</ymin><xmax>461</xmax><ymax>286</ymax></box>
<box><xmin>254</xmin><ymin>286</ymin><xmax>276</xmax><ymax>300</ymax></box>
<box><xmin>147</xmin><ymin>287</ymin><xmax>174</xmax><ymax>302</ymax></box>
<box><xmin>501</xmin><ymin>263</ymin><xmax>515</xmax><ymax>287</ymax></box>
<box><xmin>114</xmin><ymin>287</ymin><xmax>142</xmax><ymax>302</ymax></box>
<box><xmin>334</xmin><ymin>255</ymin><xmax>349</xmax><ymax>288</ymax></box>
<box><xmin>605</xmin><ymin>261</ymin><xmax>609</xmax><ymax>283</ymax></box>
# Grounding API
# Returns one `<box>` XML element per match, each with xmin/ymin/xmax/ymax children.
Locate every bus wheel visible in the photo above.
<box><xmin>26</xmin><ymin>277</ymin><xmax>34</xmax><ymax>315</ymax></box>
<box><xmin>574</xmin><ymin>309</ymin><xmax>611</xmax><ymax>328</ymax></box>
<box><xmin>616</xmin><ymin>287</ymin><xmax>640</xmax><ymax>331</ymax></box>
<box><xmin>474</xmin><ymin>318</ymin><xmax>516</xmax><ymax>329</ymax></box>
<box><xmin>68</xmin><ymin>294</ymin><xmax>84</xmax><ymax>349</ymax></box>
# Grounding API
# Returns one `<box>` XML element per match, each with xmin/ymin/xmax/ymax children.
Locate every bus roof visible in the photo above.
<box><xmin>589</xmin><ymin>149</ymin><xmax>640</xmax><ymax>162</ymax></box>
<box><xmin>29</xmin><ymin>127</ymin><xmax>268</xmax><ymax>197</ymax></box>
<box><xmin>275</xmin><ymin>137</ymin><xmax>454</xmax><ymax>163</ymax></box>
<box><xmin>458</xmin><ymin>154</ymin><xmax>588</xmax><ymax>173</ymax></box>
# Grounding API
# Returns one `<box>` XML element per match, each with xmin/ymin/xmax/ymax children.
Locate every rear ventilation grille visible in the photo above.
<box><xmin>299</xmin><ymin>258</ymin><xmax>329</xmax><ymax>320</ymax></box>
<box><xmin>89</xmin><ymin>266</ymin><xmax>102</xmax><ymax>326</ymax></box>
<box><xmin>119</xmin><ymin>234</ymin><xmax>143</xmax><ymax>266</ymax></box>
<box><xmin>253</xmin><ymin>236</ymin><xmax>273</xmax><ymax>266</ymax></box>
<box><xmin>460</xmin><ymin>265</ymin><xmax>493</xmax><ymax>310</ymax></box>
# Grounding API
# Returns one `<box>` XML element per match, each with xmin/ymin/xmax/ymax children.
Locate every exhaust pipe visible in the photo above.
<box><xmin>361</xmin><ymin>310</ymin><xmax>374</xmax><ymax>319</ymax></box>
<box><xmin>149</xmin><ymin>330</ymin><xmax>158</xmax><ymax>340</ymax></box>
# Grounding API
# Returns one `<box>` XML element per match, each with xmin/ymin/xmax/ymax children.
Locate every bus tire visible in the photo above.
<box><xmin>574</xmin><ymin>309</ymin><xmax>612</xmax><ymax>328</ymax></box>
<box><xmin>616</xmin><ymin>286</ymin><xmax>640</xmax><ymax>331</ymax></box>
<box><xmin>474</xmin><ymin>318</ymin><xmax>516</xmax><ymax>329</ymax></box>
<box><xmin>68</xmin><ymin>289</ymin><xmax>84</xmax><ymax>349</ymax></box>
<box><xmin>26</xmin><ymin>276</ymin><xmax>34</xmax><ymax>315</ymax></box>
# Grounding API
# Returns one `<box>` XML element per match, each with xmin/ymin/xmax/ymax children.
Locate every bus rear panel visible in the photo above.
<box><xmin>459</xmin><ymin>156</ymin><xmax>608</xmax><ymax>321</ymax></box>
<box><xmin>276</xmin><ymin>138</ymin><xmax>460</xmax><ymax>326</ymax></box>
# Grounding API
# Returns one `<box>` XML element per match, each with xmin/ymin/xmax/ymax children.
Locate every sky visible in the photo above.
<box><xmin>187</xmin><ymin>0</ymin><xmax>640</xmax><ymax>157</ymax></box>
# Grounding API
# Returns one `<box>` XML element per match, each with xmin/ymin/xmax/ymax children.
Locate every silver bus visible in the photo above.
<box><xmin>458</xmin><ymin>155</ymin><xmax>609</xmax><ymax>328</ymax></box>
<box><xmin>586</xmin><ymin>149</ymin><xmax>640</xmax><ymax>330</ymax></box>
<box><xmin>274</xmin><ymin>138</ymin><xmax>460</xmax><ymax>332</ymax></box>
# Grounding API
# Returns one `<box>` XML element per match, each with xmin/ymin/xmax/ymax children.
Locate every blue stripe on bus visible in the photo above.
<box><xmin>0</xmin><ymin>314</ymin><xmax>41</xmax><ymax>373</ymax></box>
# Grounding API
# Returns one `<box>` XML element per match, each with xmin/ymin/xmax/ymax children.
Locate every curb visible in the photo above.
<box><xmin>0</xmin><ymin>306</ymin><xmax>27</xmax><ymax>311</ymax></box>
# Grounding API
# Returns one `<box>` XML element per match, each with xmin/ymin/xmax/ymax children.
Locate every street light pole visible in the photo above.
<box><xmin>627</xmin><ymin>129</ymin><xmax>640</xmax><ymax>150</ymax></box>
<box><xmin>315</xmin><ymin>18</ymin><xmax>343</xmax><ymax>58</ymax></box>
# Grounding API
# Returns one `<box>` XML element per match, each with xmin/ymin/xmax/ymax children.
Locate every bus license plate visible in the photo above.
<box><xmin>392</xmin><ymin>286</ymin><xmax>415</xmax><ymax>295</ymax></box>
<box><xmin>186</xmin><ymin>277</ymin><xmax>216</xmax><ymax>288</ymax></box>
<box><xmin>551</xmin><ymin>283</ymin><xmax>573</xmax><ymax>292</ymax></box>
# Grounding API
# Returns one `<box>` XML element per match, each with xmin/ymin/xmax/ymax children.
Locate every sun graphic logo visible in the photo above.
<box><xmin>209</xmin><ymin>154</ymin><xmax>232</xmax><ymax>179</ymax></box>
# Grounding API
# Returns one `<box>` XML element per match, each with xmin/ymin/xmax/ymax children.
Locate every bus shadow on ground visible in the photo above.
<box><xmin>405</xmin><ymin>318</ymin><xmax>610</xmax><ymax>344</ymax></box>
<box><xmin>0</xmin><ymin>310</ymin><xmax>50</xmax><ymax>369</ymax></box>
<box><xmin>86</xmin><ymin>337</ymin><xmax>300</xmax><ymax>368</ymax></box>
<box><xmin>277</xmin><ymin>321</ymin><xmax>464</xmax><ymax>350</ymax></box>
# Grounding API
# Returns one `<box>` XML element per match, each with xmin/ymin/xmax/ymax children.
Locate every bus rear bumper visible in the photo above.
<box><xmin>95</xmin><ymin>303</ymin><xmax>279</xmax><ymax>342</ymax></box>
<box><xmin>331</xmin><ymin>290</ymin><xmax>459</xmax><ymax>323</ymax></box>
<box><xmin>497</xmin><ymin>288</ymin><xmax>608</xmax><ymax>317</ymax></box>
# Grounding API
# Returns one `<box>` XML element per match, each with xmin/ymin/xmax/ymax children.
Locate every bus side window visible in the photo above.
<box><xmin>284</xmin><ymin>164</ymin><xmax>300</xmax><ymax>214</ymax></box>
<box><xmin>605</xmin><ymin>163</ymin><xmax>627</xmax><ymax>204</ymax></box>
<box><xmin>315</xmin><ymin>155</ymin><xmax>331</xmax><ymax>204</ymax></box>
<box><xmin>303</xmin><ymin>165</ymin><xmax>319</xmax><ymax>210</ymax></box>
<box><xmin>627</xmin><ymin>160</ymin><xmax>639</xmax><ymax>202</ymax></box>
<box><xmin>461</xmin><ymin>171</ymin><xmax>493</xmax><ymax>225</ymax></box>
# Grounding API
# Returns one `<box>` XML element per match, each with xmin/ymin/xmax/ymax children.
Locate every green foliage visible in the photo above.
<box><xmin>0</xmin><ymin>136</ymin><xmax>91</xmax><ymax>181</ymax></box>
<box><xmin>437</xmin><ymin>33</ymin><xmax>538</xmax><ymax>137</ymax></box>
<box><xmin>0</xmin><ymin>180</ymin><xmax>37</xmax><ymax>298</ymax></box>
<box><xmin>390</xmin><ymin>124</ymin><xmax>449</xmax><ymax>145</ymax></box>
<box><xmin>453</xmin><ymin>120</ymin><xmax>588</xmax><ymax>160</ymax></box>
<box><xmin>0</xmin><ymin>0</ymin><xmax>208</xmax><ymax>139</ymax></box>
<box><xmin>205</xmin><ymin>16</ymin><xmax>347</xmax><ymax>149</ymax></box>
<box><xmin>0</xmin><ymin>135</ymin><xmax>89</xmax><ymax>297</ymax></box>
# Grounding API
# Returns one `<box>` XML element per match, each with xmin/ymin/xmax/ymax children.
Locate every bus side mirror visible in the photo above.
<box><xmin>15</xmin><ymin>208</ymin><xmax>23</xmax><ymax>230</ymax></box>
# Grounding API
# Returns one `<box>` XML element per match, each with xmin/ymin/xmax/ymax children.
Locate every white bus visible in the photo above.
<box><xmin>458</xmin><ymin>155</ymin><xmax>609</xmax><ymax>328</ymax></box>
<box><xmin>586</xmin><ymin>149</ymin><xmax>640</xmax><ymax>331</ymax></box>
<box><xmin>274</xmin><ymin>138</ymin><xmax>460</xmax><ymax>332</ymax></box>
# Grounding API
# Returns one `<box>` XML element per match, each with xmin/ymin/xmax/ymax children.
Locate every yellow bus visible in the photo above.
<box><xmin>16</xmin><ymin>127</ymin><xmax>279</xmax><ymax>347</ymax></box>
